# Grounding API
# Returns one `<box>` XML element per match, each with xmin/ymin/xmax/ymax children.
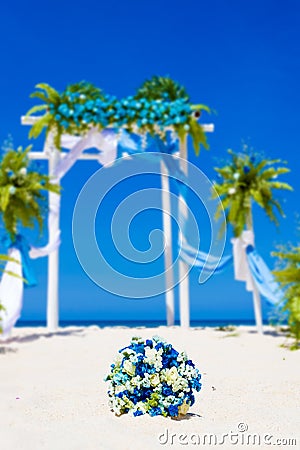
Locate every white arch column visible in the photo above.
<box><xmin>46</xmin><ymin>134</ymin><xmax>61</xmax><ymax>331</ymax></box>
<box><xmin>178</xmin><ymin>135</ymin><xmax>190</xmax><ymax>328</ymax></box>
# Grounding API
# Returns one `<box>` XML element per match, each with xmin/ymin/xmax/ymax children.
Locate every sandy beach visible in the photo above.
<box><xmin>0</xmin><ymin>325</ymin><xmax>299</xmax><ymax>450</ymax></box>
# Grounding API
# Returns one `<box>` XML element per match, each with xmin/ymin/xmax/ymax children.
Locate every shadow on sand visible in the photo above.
<box><xmin>0</xmin><ymin>327</ymin><xmax>86</xmax><ymax>346</ymax></box>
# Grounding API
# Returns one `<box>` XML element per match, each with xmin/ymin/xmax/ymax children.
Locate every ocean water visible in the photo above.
<box><xmin>16</xmin><ymin>319</ymin><xmax>271</xmax><ymax>328</ymax></box>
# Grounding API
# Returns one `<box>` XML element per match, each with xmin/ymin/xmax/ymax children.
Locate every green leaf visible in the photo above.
<box><xmin>30</xmin><ymin>91</ymin><xmax>50</xmax><ymax>103</ymax></box>
<box><xmin>189</xmin><ymin>120</ymin><xmax>208</xmax><ymax>155</ymax></box>
<box><xmin>35</xmin><ymin>83</ymin><xmax>60</xmax><ymax>102</ymax></box>
<box><xmin>0</xmin><ymin>186</ymin><xmax>10</xmax><ymax>211</ymax></box>
<box><xmin>26</xmin><ymin>104</ymin><xmax>48</xmax><ymax>116</ymax></box>
<box><xmin>29</xmin><ymin>113</ymin><xmax>52</xmax><ymax>139</ymax></box>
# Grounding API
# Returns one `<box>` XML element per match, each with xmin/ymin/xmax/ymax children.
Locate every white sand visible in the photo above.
<box><xmin>0</xmin><ymin>326</ymin><xmax>299</xmax><ymax>450</ymax></box>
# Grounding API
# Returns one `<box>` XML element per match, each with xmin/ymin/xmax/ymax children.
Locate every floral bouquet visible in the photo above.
<box><xmin>104</xmin><ymin>336</ymin><xmax>202</xmax><ymax>418</ymax></box>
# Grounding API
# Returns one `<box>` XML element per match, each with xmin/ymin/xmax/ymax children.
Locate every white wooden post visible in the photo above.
<box><xmin>247</xmin><ymin>207</ymin><xmax>263</xmax><ymax>335</ymax></box>
<box><xmin>160</xmin><ymin>160</ymin><xmax>175</xmax><ymax>326</ymax></box>
<box><xmin>46</xmin><ymin>134</ymin><xmax>61</xmax><ymax>331</ymax></box>
<box><xmin>178</xmin><ymin>135</ymin><xmax>190</xmax><ymax>328</ymax></box>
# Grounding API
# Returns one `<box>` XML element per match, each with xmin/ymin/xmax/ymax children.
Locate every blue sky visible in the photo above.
<box><xmin>1</xmin><ymin>0</ymin><xmax>299</xmax><ymax>323</ymax></box>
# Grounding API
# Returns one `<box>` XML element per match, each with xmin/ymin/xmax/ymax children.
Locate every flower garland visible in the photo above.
<box><xmin>105</xmin><ymin>336</ymin><xmax>202</xmax><ymax>418</ymax></box>
<box><xmin>0</xmin><ymin>145</ymin><xmax>60</xmax><ymax>240</ymax></box>
<box><xmin>26</xmin><ymin>77</ymin><xmax>210</xmax><ymax>153</ymax></box>
<box><xmin>213</xmin><ymin>148</ymin><xmax>293</xmax><ymax>237</ymax></box>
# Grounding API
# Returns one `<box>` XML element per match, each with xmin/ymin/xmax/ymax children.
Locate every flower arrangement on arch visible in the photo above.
<box><xmin>104</xmin><ymin>336</ymin><xmax>202</xmax><ymax>418</ymax></box>
<box><xmin>213</xmin><ymin>148</ymin><xmax>293</xmax><ymax>237</ymax></box>
<box><xmin>26</xmin><ymin>76</ymin><xmax>210</xmax><ymax>153</ymax></box>
<box><xmin>0</xmin><ymin>145</ymin><xmax>60</xmax><ymax>240</ymax></box>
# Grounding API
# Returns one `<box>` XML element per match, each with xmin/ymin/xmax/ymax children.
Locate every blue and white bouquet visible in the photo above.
<box><xmin>104</xmin><ymin>336</ymin><xmax>202</xmax><ymax>418</ymax></box>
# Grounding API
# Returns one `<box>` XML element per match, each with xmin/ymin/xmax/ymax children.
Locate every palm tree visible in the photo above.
<box><xmin>213</xmin><ymin>148</ymin><xmax>292</xmax><ymax>237</ymax></box>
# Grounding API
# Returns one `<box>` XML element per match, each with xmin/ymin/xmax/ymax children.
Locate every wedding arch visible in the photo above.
<box><xmin>18</xmin><ymin>79</ymin><xmax>215</xmax><ymax>331</ymax></box>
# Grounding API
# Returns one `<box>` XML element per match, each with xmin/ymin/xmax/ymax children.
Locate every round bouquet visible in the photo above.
<box><xmin>104</xmin><ymin>336</ymin><xmax>202</xmax><ymax>418</ymax></box>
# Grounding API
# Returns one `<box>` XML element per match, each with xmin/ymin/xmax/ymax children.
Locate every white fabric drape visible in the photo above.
<box><xmin>0</xmin><ymin>249</ymin><xmax>23</xmax><ymax>338</ymax></box>
<box><xmin>231</xmin><ymin>230</ymin><xmax>255</xmax><ymax>291</ymax></box>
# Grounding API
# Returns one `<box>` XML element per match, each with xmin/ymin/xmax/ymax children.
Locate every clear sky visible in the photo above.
<box><xmin>1</xmin><ymin>0</ymin><xmax>299</xmax><ymax>323</ymax></box>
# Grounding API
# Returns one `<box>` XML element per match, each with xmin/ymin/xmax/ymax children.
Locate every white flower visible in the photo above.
<box><xmin>228</xmin><ymin>187</ymin><xmax>236</xmax><ymax>195</ymax></box>
<box><xmin>149</xmin><ymin>373</ymin><xmax>160</xmax><ymax>387</ymax></box>
<box><xmin>144</xmin><ymin>347</ymin><xmax>163</xmax><ymax>370</ymax></box>
<box><xmin>172</xmin><ymin>377</ymin><xmax>189</xmax><ymax>392</ymax></box>
<box><xmin>19</xmin><ymin>167</ymin><xmax>27</xmax><ymax>176</ymax></box>
<box><xmin>114</xmin><ymin>385</ymin><xmax>125</xmax><ymax>395</ymax></box>
<box><xmin>130</xmin><ymin>376</ymin><xmax>142</xmax><ymax>388</ymax></box>
<box><xmin>141</xmin><ymin>373</ymin><xmax>151</xmax><ymax>388</ymax></box>
<box><xmin>165</xmin><ymin>367</ymin><xmax>179</xmax><ymax>385</ymax></box>
<box><xmin>177</xmin><ymin>351</ymin><xmax>187</xmax><ymax>363</ymax></box>
<box><xmin>123</xmin><ymin>360</ymin><xmax>136</xmax><ymax>377</ymax></box>
<box><xmin>233</xmin><ymin>172</ymin><xmax>240</xmax><ymax>180</ymax></box>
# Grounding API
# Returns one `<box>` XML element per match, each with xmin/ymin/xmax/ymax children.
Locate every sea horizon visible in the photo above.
<box><xmin>16</xmin><ymin>318</ymin><xmax>276</xmax><ymax>328</ymax></box>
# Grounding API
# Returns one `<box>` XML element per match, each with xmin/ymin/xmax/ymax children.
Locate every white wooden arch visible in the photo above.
<box><xmin>21</xmin><ymin>116</ymin><xmax>215</xmax><ymax>331</ymax></box>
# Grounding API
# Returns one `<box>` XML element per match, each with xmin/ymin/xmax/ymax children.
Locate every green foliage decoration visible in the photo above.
<box><xmin>26</xmin><ymin>77</ymin><xmax>210</xmax><ymax>154</ymax></box>
<box><xmin>273</xmin><ymin>243</ymin><xmax>300</xmax><ymax>349</ymax></box>
<box><xmin>0</xmin><ymin>145</ymin><xmax>60</xmax><ymax>240</ymax></box>
<box><xmin>135</xmin><ymin>75</ymin><xmax>190</xmax><ymax>101</ymax></box>
<box><xmin>213</xmin><ymin>148</ymin><xmax>293</xmax><ymax>237</ymax></box>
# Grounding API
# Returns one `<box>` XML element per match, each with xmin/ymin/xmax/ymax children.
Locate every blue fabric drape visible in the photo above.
<box><xmin>180</xmin><ymin>241</ymin><xmax>233</xmax><ymax>274</ymax></box>
<box><xmin>246</xmin><ymin>245</ymin><xmax>284</xmax><ymax>306</ymax></box>
<box><xmin>1</xmin><ymin>234</ymin><xmax>37</xmax><ymax>287</ymax></box>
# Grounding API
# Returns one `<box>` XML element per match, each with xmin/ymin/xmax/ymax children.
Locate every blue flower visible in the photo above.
<box><xmin>188</xmin><ymin>394</ymin><xmax>195</xmax><ymax>406</ymax></box>
<box><xmin>191</xmin><ymin>379</ymin><xmax>202</xmax><ymax>392</ymax></box>
<box><xmin>131</xmin><ymin>396</ymin><xmax>139</xmax><ymax>404</ymax></box>
<box><xmin>168</xmin><ymin>405</ymin><xmax>178</xmax><ymax>417</ymax></box>
<box><xmin>169</xmin><ymin>348</ymin><xmax>179</xmax><ymax>359</ymax></box>
<box><xmin>136</xmin><ymin>364</ymin><xmax>147</xmax><ymax>377</ymax></box>
<box><xmin>169</xmin><ymin>359</ymin><xmax>179</xmax><ymax>368</ymax></box>
<box><xmin>146</xmin><ymin>340</ymin><xmax>153</xmax><ymax>348</ymax></box>
<box><xmin>61</xmin><ymin>120</ymin><xmax>69</xmax><ymax>129</ymax></box>
<box><xmin>58</xmin><ymin>103</ymin><xmax>70</xmax><ymax>117</ymax></box>
<box><xmin>74</xmin><ymin>104</ymin><xmax>85</xmax><ymax>116</ymax></box>
<box><xmin>133</xmin><ymin>410</ymin><xmax>143</xmax><ymax>417</ymax></box>
<box><xmin>186</xmin><ymin>360</ymin><xmax>195</xmax><ymax>368</ymax></box>
<box><xmin>243</xmin><ymin>165</ymin><xmax>250</xmax><ymax>174</ymax></box>
<box><xmin>130</xmin><ymin>343</ymin><xmax>145</xmax><ymax>354</ymax></box>
<box><xmin>148</xmin><ymin>407</ymin><xmax>162</xmax><ymax>417</ymax></box>
<box><xmin>162</xmin><ymin>385</ymin><xmax>173</xmax><ymax>396</ymax></box>
<box><xmin>141</xmin><ymin>389</ymin><xmax>152</xmax><ymax>401</ymax></box>
<box><xmin>155</xmin><ymin>342</ymin><xmax>164</xmax><ymax>351</ymax></box>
